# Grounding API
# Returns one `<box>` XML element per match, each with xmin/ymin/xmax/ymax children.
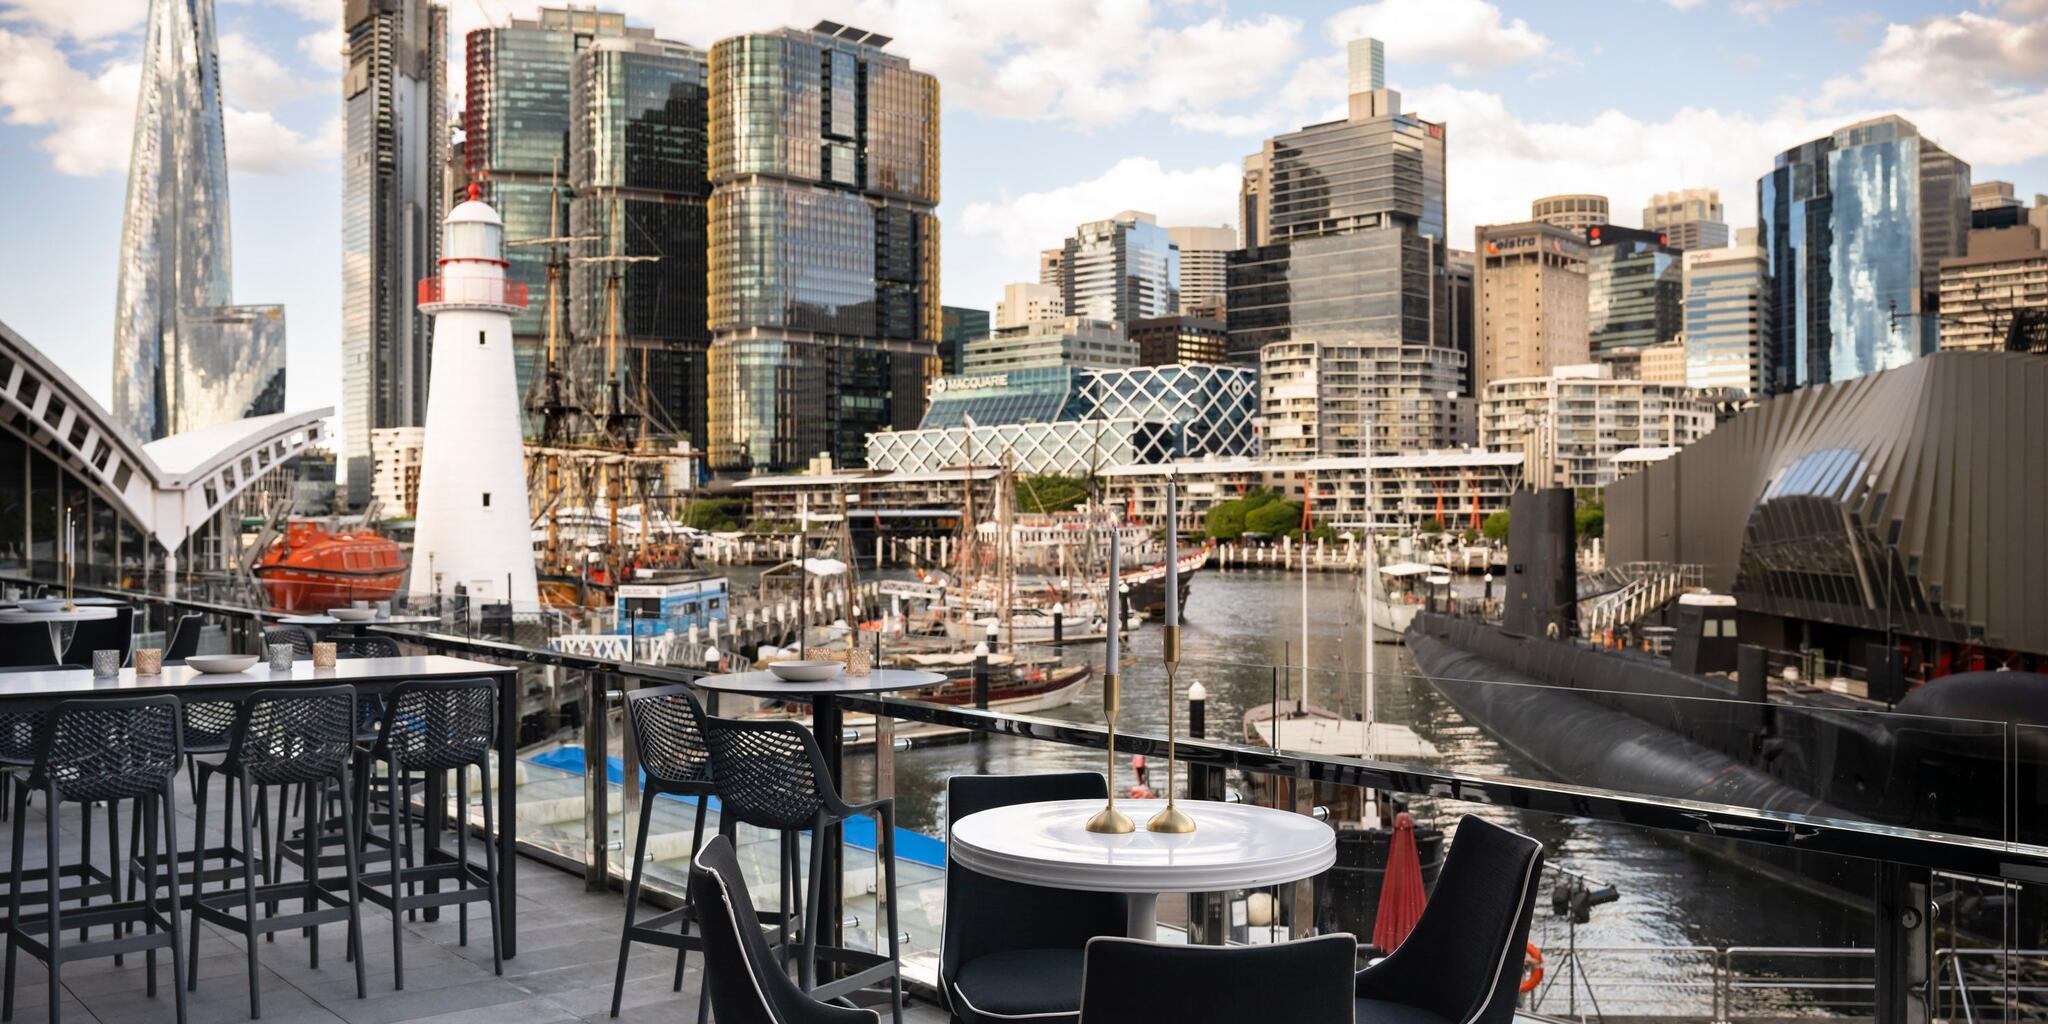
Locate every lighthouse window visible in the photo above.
<box><xmin>478</xmin><ymin>331</ymin><xmax>486</xmax><ymax>346</ymax></box>
<box><xmin>482</xmin><ymin>492</ymin><xmax>491</xmax><ymax>507</ymax></box>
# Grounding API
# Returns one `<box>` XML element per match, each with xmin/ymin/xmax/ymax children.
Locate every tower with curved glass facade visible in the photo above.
<box><xmin>112</xmin><ymin>0</ymin><xmax>286</xmax><ymax>441</ymax></box>
<box><xmin>706</xmin><ymin>23</ymin><xmax>940</xmax><ymax>473</ymax></box>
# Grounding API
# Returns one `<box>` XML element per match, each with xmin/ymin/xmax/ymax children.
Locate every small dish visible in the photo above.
<box><xmin>768</xmin><ymin>660</ymin><xmax>842</xmax><ymax>682</ymax></box>
<box><xmin>328</xmin><ymin>607</ymin><xmax>377</xmax><ymax>622</ymax></box>
<box><xmin>17</xmin><ymin>599</ymin><xmax>65</xmax><ymax>613</ymax></box>
<box><xmin>186</xmin><ymin>654</ymin><xmax>260</xmax><ymax>675</ymax></box>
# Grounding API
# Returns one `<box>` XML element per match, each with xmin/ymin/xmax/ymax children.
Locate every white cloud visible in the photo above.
<box><xmin>224</xmin><ymin>108</ymin><xmax>338</xmax><ymax>175</ymax></box>
<box><xmin>958</xmin><ymin>157</ymin><xmax>1242</xmax><ymax>276</ymax></box>
<box><xmin>219</xmin><ymin>30</ymin><xmax>323</xmax><ymax>105</ymax></box>
<box><xmin>0</xmin><ymin>0</ymin><xmax>146</xmax><ymax>42</ymax></box>
<box><xmin>1819</xmin><ymin>10</ymin><xmax>2048</xmax><ymax>108</ymax></box>
<box><xmin>1731</xmin><ymin>0</ymin><xmax>1811</xmax><ymax>24</ymax></box>
<box><xmin>0</xmin><ymin>29</ymin><xmax>137</xmax><ymax>175</ymax></box>
<box><xmin>219</xmin><ymin>0</ymin><xmax>332</xmax><ymax>25</ymax></box>
<box><xmin>1325</xmin><ymin>0</ymin><xmax>1550</xmax><ymax>72</ymax></box>
<box><xmin>1664</xmin><ymin>0</ymin><xmax>1709</xmax><ymax>9</ymax></box>
<box><xmin>297</xmin><ymin>27</ymin><xmax>344</xmax><ymax>73</ymax></box>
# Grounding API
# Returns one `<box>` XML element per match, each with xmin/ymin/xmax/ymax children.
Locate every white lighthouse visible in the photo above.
<box><xmin>406</xmin><ymin>187</ymin><xmax>539</xmax><ymax>609</ymax></box>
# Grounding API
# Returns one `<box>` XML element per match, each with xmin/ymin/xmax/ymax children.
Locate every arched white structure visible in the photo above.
<box><xmin>0</xmin><ymin>318</ymin><xmax>331</xmax><ymax>565</ymax></box>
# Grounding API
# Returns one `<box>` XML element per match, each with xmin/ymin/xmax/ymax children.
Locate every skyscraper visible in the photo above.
<box><xmin>1683</xmin><ymin>242</ymin><xmax>1772</xmax><ymax>394</ymax></box>
<box><xmin>1531</xmin><ymin>194</ymin><xmax>1609</xmax><ymax>234</ymax></box>
<box><xmin>112</xmin><ymin>0</ymin><xmax>286</xmax><ymax>441</ymax></box>
<box><xmin>1585</xmin><ymin>224</ymin><xmax>1682</xmax><ymax>361</ymax></box>
<box><xmin>1061</xmin><ymin>211</ymin><xmax>1178</xmax><ymax>324</ymax></box>
<box><xmin>1643</xmin><ymin>188</ymin><xmax>1729</xmax><ymax>250</ymax></box>
<box><xmin>1167</xmin><ymin>225</ymin><xmax>1235</xmax><ymax>320</ymax></box>
<box><xmin>705</xmin><ymin>22</ymin><xmax>941</xmax><ymax>473</ymax></box>
<box><xmin>1474</xmin><ymin>220</ymin><xmax>1589</xmax><ymax>392</ymax></box>
<box><xmin>342</xmin><ymin>0</ymin><xmax>447</xmax><ymax>505</ymax></box>
<box><xmin>1226</xmin><ymin>37</ymin><xmax>1464</xmax><ymax>455</ymax></box>
<box><xmin>1758</xmin><ymin>115</ymin><xmax>1970</xmax><ymax>391</ymax></box>
<box><xmin>466</xmin><ymin>8</ymin><xmax>643</xmax><ymax>431</ymax></box>
<box><xmin>940</xmin><ymin>306</ymin><xmax>990</xmax><ymax>374</ymax></box>
<box><xmin>568</xmin><ymin>36</ymin><xmax>711</xmax><ymax>447</ymax></box>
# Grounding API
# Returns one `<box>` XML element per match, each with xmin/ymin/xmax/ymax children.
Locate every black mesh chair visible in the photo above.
<box><xmin>1077</xmin><ymin>934</ymin><xmax>1357</xmax><ymax>1024</ymax></box>
<box><xmin>360</xmin><ymin>677</ymin><xmax>502</xmax><ymax>988</ymax></box>
<box><xmin>0</xmin><ymin>623</ymin><xmax>58</xmax><ymax>667</ymax></box>
<box><xmin>941</xmin><ymin>773</ymin><xmax>1128</xmax><ymax>1024</ymax></box>
<box><xmin>0</xmin><ymin>668</ymin><xmax>60</xmax><ymax>823</ymax></box>
<box><xmin>186</xmin><ymin>686</ymin><xmax>366</xmax><ymax>1017</ymax></box>
<box><xmin>162</xmin><ymin>613</ymin><xmax>205</xmax><ymax>663</ymax></box>
<box><xmin>263</xmin><ymin>626</ymin><xmax>317</xmax><ymax>660</ymax></box>
<box><xmin>125</xmin><ymin>699</ymin><xmax>261</xmax><ymax>910</ymax></box>
<box><xmin>689</xmin><ymin>835</ymin><xmax>877</xmax><ymax>1024</ymax></box>
<box><xmin>705</xmin><ymin>717</ymin><xmax>900</xmax><ymax>1021</ymax></box>
<box><xmin>610</xmin><ymin>686</ymin><xmax>719</xmax><ymax>1019</ymax></box>
<box><xmin>59</xmin><ymin>606</ymin><xmax>133</xmax><ymax>669</ymax></box>
<box><xmin>1352</xmin><ymin>815</ymin><xmax>1545</xmax><ymax>1024</ymax></box>
<box><xmin>2</xmin><ymin>695</ymin><xmax>186</xmax><ymax>1024</ymax></box>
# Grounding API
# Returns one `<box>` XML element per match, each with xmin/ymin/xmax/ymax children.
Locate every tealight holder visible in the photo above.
<box><xmin>268</xmin><ymin>643</ymin><xmax>295</xmax><ymax>672</ymax></box>
<box><xmin>134</xmin><ymin>648</ymin><xmax>163</xmax><ymax>675</ymax></box>
<box><xmin>91</xmin><ymin>650</ymin><xmax>121</xmax><ymax>678</ymax></box>
<box><xmin>312</xmin><ymin>642</ymin><xmax>337</xmax><ymax>669</ymax></box>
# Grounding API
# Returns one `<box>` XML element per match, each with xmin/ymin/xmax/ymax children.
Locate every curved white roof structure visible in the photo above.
<box><xmin>1</xmin><ymin>318</ymin><xmax>331</xmax><ymax>553</ymax></box>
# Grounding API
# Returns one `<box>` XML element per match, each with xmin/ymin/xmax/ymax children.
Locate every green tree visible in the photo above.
<box><xmin>1244</xmin><ymin>499</ymin><xmax>1303</xmax><ymax>538</ymax></box>
<box><xmin>1462</xmin><ymin>527</ymin><xmax>1480</xmax><ymax>544</ymax></box>
<box><xmin>1205</xmin><ymin>500</ymin><xmax>1248</xmax><ymax>540</ymax></box>
<box><xmin>1015</xmin><ymin>474</ymin><xmax>1090</xmax><ymax>514</ymax></box>
<box><xmin>681</xmin><ymin>498</ymin><xmax>745</xmax><ymax>532</ymax></box>
<box><xmin>1419</xmin><ymin>516</ymin><xmax>1444</xmax><ymax>535</ymax></box>
<box><xmin>1575</xmin><ymin>503</ymin><xmax>1605</xmax><ymax>540</ymax></box>
<box><xmin>1481</xmin><ymin>510</ymin><xmax>1511</xmax><ymax>542</ymax></box>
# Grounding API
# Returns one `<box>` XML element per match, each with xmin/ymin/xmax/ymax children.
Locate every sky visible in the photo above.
<box><xmin>2</xmin><ymin>0</ymin><xmax>2046</xmax><ymax>454</ymax></box>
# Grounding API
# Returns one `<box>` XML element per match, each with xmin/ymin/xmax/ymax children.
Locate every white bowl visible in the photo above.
<box><xmin>186</xmin><ymin>654</ymin><xmax>260</xmax><ymax>675</ymax></box>
<box><xmin>327</xmin><ymin>607</ymin><xmax>377</xmax><ymax>622</ymax></box>
<box><xmin>17</xmin><ymin>599</ymin><xmax>65</xmax><ymax>613</ymax></box>
<box><xmin>768</xmin><ymin>660</ymin><xmax>842</xmax><ymax>682</ymax></box>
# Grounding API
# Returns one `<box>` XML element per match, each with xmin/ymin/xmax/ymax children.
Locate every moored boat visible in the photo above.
<box><xmin>253</xmin><ymin>520</ymin><xmax>405</xmax><ymax>611</ymax></box>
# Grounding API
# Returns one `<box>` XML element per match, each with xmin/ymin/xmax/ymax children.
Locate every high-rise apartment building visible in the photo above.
<box><xmin>342</xmin><ymin>0</ymin><xmax>446</xmax><ymax>504</ymax></box>
<box><xmin>1643</xmin><ymin>188</ymin><xmax>1729</xmax><ymax>250</ymax></box>
<box><xmin>1060</xmin><ymin>211</ymin><xmax>1178</xmax><ymax>324</ymax></box>
<box><xmin>1474</xmin><ymin>221</ymin><xmax>1589</xmax><ymax>393</ymax></box>
<box><xmin>1938</xmin><ymin>224</ymin><xmax>2048</xmax><ymax>352</ymax></box>
<box><xmin>1481</xmin><ymin>363</ymin><xmax>1715</xmax><ymax>489</ymax></box>
<box><xmin>1039</xmin><ymin>248</ymin><xmax>1066</xmax><ymax>290</ymax></box>
<box><xmin>996</xmin><ymin>282</ymin><xmax>1064</xmax><ymax>332</ymax></box>
<box><xmin>568</xmin><ymin>36</ymin><xmax>711</xmax><ymax>446</ymax></box>
<box><xmin>1227</xmin><ymin>37</ymin><xmax>1464</xmax><ymax>455</ymax></box>
<box><xmin>705</xmin><ymin>22</ymin><xmax>941</xmax><ymax>473</ymax></box>
<box><xmin>1531</xmin><ymin>194</ymin><xmax>1609</xmax><ymax>234</ymax></box>
<box><xmin>467</xmin><ymin>8</ymin><xmax>644</xmax><ymax>431</ymax></box>
<box><xmin>113</xmin><ymin>0</ymin><xmax>285</xmax><ymax>442</ymax></box>
<box><xmin>1585</xmin><ymin>224</ymin><xmax>1682</xmax><ymax>361</ymax></box>
<box><xmin>1167</xmin><ymin>225</ymin><xmax>1235</xmax><ymax>319</ymax></box>
<box><xmin>940</xmin><ymin>306</ymin><xmax>990</xmax><ymax>375</ymax></box>
<box><xmin>1758</xmin><ymin>115</ymin><xmax>1970</xmax><ymax>391</ymax></box>
<box><xmin>1257</xmin><ymin>340</ymin><xmax>1473</xmax><ymax>460</ymax></box>
<box><xmin>1682</xmin><ymin>243</ymin><xmax>1772</xmax><ymax>395</ymax></box>
<box><xmin>1129</xmin><ymin>316</ymin><xmax>1227</xmax><ymax>366</ymax></box>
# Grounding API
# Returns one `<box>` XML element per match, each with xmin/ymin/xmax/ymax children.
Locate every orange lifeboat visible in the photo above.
<box><xmin>254</xmin><ymin>521</ymin><xmax>407</xmax><ymax>612</ymax></box>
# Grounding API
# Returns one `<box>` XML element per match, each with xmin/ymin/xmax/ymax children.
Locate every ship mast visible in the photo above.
<box><xmin>505</xmin><ymin>162</ymin><xmax>597</xmax><ymax>574</ymax></box>
<box><xmin>571</xmin><ymin>190</ymin><xmax>657</xmax><ymax>582</ymax></box>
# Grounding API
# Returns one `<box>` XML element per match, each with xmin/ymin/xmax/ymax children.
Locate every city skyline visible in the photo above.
<box><xmin>3</xmin><ymin>0</ymin><xmax>2046</xmax><ymax>453</ymax></box>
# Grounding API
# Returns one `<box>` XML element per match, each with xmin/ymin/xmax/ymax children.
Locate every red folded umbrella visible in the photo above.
<box><xmin>1373</xmin><ymin>812</ymin><xmax>1427</xmax><ymax>952</ymax></box>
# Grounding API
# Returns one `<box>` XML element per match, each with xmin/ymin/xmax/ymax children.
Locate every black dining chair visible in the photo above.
<box><xmin>1352</xmin><ymin>815</ymin><xmax>1545</xmax><ymax>1024</ymax></box>
<box><xmin>941</xmin><ymin>773</ymin><xmax>1128</xmax><ymax>1024</ymax></box>
<box><xmin>263</xmin><ymin>626</ymin><xmax>317</xmax><ymax>660</ymax></box>
<box><xmin>1077</xmin><ymin>933</ymin><xmax>1358</xmax><ymax>1024</ymax></box>
<box><xmin>689</xmin><ymin>834</ymin><xmax>876</xmax><ymax>1024</ymax></box>
<box><xmin>162</xmin><ymin>614</ymin><xmax>205</xmax><ymax>663</ymax></box>
<box><xmin>609</xmin><ymin>685</ymin><xmax>718</xmax><ymax>1020</ymax></box>
<box><xmin>0</xmin><ymin>623</ymin><xmax>57</xmax><ymax>668</ymax></box>
<box><xmin>60</xmin><ymin>606</ymin><xmax>134</xmax><ymax>669</ymax></box>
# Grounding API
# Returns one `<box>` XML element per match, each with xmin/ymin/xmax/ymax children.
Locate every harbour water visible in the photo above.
<box><xmin>837</xmin><ymin>567</ymin><xmax>1872</xmax><ymax>1011</ymax></box>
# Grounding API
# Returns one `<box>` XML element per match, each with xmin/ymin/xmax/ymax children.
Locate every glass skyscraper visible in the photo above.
<box><xmin>341</xmin><ymin>0</ymin><xmax>446</xmax><ymax>505</ymax></box>
<box><xmin>569</xmin><ymin>36</ymin><xmax>711</xmax><ymax>448</ymax></box>
<box><xmin>1757</xmin><ymin>115</ymin><xmax>1969</xmax><ymax>392</ymax></box>
<box><xmin>1061</xmin><ymin>211</ymin><xmax>1178</xmax><ymax>324</ymax></box>
<box><xmin>112</xmin><ymin>0</ymin><xmax>285</xmax><ymax>441</ymax></box>
<box><xmin>706</xmin><ymin>23</ymin><xmax>941</xmax><ymax>473</ymax></box>
<box><xmin>1585</xmin><ymin>224</ymin><xmax>1682</xmax><ymax>359</ymax></box>
<box><xmin>1683</xmin><ymin>243</ymin><xmax>1772</xmax><ymax>395</ymax></box>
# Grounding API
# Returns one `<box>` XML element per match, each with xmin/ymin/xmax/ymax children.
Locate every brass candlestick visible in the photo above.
<box><xmin>1147</xmin><ymin>625</ymin><xmax>1195</xmax><ymax>833</ymax></box>
<box><xmin>1084</xmin><ymin>667</ymin><xmax>1134</xmax><ymax>833</ymax></box>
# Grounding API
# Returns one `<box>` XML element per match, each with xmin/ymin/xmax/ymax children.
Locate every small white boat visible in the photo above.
<box><xmin>1364</xmin><ymin>562</ymin><xmax>1438</xmax><ymax>644</ymax></box>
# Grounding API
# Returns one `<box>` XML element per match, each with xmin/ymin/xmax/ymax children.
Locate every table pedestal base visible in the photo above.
<box><xmin>1127</xmin><ymin>892</ymin><xmax>1157</xmax><ymax>939</ymax></box>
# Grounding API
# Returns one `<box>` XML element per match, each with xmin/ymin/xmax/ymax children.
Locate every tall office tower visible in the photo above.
<box><xmin>1585</xmin><ymin>224</ymin><xmax>1682</xmax><ymax>361</ymax></box>
<box><xmin>1531</xmin><ymin>194</ymin><xmax>1609</xmax><ymax>234</ymax></box>
<box><xmin>1039</xmin><ymin>248</ymin><xmax>1066</xmax><ymax>290</ymax></box>
<box><xmin>342</xmin><ymin>0</ymin><xmax>447</xmax><ymax>506</ymax></box>
<box><xmin>113</xmin><ymin>0</ymin><xmax>286</xmax><ymax>441</ymax></box>
<box><xmin>568</xmin><ymin>36</ymin><xmax>710</xmax><ymax>447</ymax></box>
<box><xmin>1167</xmin><ymin>225</ymin><xmax>1236</xmax><ymax>319</ymax></box>
<box><xmin>1683</xmin><ymin>243</ymin><xmax>1772</xmax><ymax>395</ymax></box>
<box><xmin>1643</xmin><ymin>188</ymin><xmax>1729</xmax><ymax>250</ymax></box>
<box><xmin>1473</xmin><ymin>220</ymin><xmax>1589</xmax><ymax>393</ymax></box>
<box><xmin>1226</xmin><ymin>37</ymin><xmax>1464</xmax><ymax>455</ymax></box>
<box><xmin>1240</xmin><ymin>152</ymin><xmax>1268</xmax><ymax>248</ymax></box>
<box><xmin>1060</xmin><ymin>211</ymin><xmax>1178</xmax><ymax>324</ymax></box>
<box><xmin>466</xmin><ymin>8</ymin><xmax>644</xmax><ymax>433</ymax></box>
<box><xmin>1758</xmin><ymin>115</ymin><xmax>1970</xmax><ymax>391</ymax></box>
<box><xmin>705</xmin><ymin>23</ymin><xmax>941</xmax><ymax>473</ymax></box>
<box><xmin>940</xmin><ymin>306</ymin><xmax>990</xmax><ymax>374</ymax></box>
<box><xmin>1446</xmin><ymin>249</ymin><xmax>1476</xmax><ymax>396</ymax></box>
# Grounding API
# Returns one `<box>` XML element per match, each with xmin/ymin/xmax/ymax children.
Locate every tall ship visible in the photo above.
<box><xmin>1404</xmin><ymin>352</ymin><xmax>2048</xmax><ymax>939</ymax></box>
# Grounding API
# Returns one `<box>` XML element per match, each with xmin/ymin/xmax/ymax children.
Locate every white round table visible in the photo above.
<box><xmin>0</xmin><ymin>606</ymin><xmax>118</xmax><ymax>662</ymax></box>
<box><xmin>949</xmin><ymin>797</ymin><xmax>1337</xmax><ymax>938</ymax></box>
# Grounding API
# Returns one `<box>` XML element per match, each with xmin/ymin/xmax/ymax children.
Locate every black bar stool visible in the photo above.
<box><xmin>186</xmin><ymin>686</ymin><xmax>366</xmax><ymax>1018</ymax></box>
<box><xmin>271</xmin><ymin>634</ymin><xmax>401</xmax><ymax>883</ymax></box>
<box><xmin>608</xmin><ymin>685</ymin><xmax>717</xmax><ymax>1020</ymax></box>
<box><xmin>359</xmin><ymin>678</ymin><xmax>502</xmax><ymax>989</ymax></box>
<box><xmin>705</xmin><ymin>717</ymin><xmax>901</xmax><ymax>1023</ymax></box>
<box><xmin>2</xmin><ymin>695</ymin><xmax>186</xmax><ymax>1024</ymax></box>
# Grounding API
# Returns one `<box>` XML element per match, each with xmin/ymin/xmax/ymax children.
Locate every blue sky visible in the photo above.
<box><xmin>3</xmin><ymin>0</ymin><xmax>2045</xmax><ymax>452</ymax></box>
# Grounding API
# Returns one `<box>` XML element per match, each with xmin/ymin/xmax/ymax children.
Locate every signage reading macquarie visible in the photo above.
<box><xmin>930</xmin><ymin>374</ymin><xmax>1011</xmax><ymax>394</ymax></box>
